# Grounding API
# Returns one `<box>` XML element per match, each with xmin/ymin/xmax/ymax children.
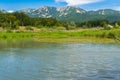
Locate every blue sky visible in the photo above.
<box><xmin>0</xmin><ymin>0</ymin><xmax>120</xmax><ymax>11</ymax></box>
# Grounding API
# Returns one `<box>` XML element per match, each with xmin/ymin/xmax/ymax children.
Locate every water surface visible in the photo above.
<box><xmin>0</xmin><ymin>41</ymin><xmax>120</xmax><ymax>80</ymax></box>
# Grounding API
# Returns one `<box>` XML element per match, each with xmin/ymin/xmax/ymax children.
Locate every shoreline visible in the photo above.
<box><xmin>35</xmin><ymin>37</ymin><xmax>116</xmax><ymax>43</ymax></box>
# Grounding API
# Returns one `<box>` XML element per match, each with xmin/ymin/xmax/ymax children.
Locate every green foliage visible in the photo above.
<box><xmin>0</xmin><ymin>11</ymin><xmax>120</xmax><ymax>31</ymax></box>
<box><xmin>54</xmin><ymin>27</ymin><xmax>66</xmax><ymax>32</ymax></box>
<box><xmin>0</xmin><ymin>13</ymin><xmax>19</xmax><ymax>29</ymax></box>
<box><xmin>25</xmin><ymin>26</ymin><xmax>33</xmax><ymax>30</ymax></box>
<box><xmin>114</xmin><ymin>23</ymin><xmax>120</xmax><ymax>29</ymax></box>
<box><xmin>76</xmin><ymin>20</ymin><xmax>109</xmax><ymax>28</ymax></box>
<box><xmin>13</xmin><ymin>12</ymin><xmax>30</xmax><ymax>26</ymax></box>
<box><xmin>0</xmin><ymin>12</ymin><xmax>64</xmax><ymax>29</ymax></box>
<box><xmin>40</xmin><ymin>28</ymin><xmax>49</xmax><ymax>32</ymax></box>
<box><xmin>67</xmin><ymin>26</ymin><xmax>76</xmax><ymax>30</ymax></box>
<box><xmin>104</xmin><ymin>24</ymin><xmax>113</xmax><ymax>30</ymax></box>
<box><xmin>0</xmin><ymin>29</ymin><xmax>120</xmax><ymax>43</ymax></box>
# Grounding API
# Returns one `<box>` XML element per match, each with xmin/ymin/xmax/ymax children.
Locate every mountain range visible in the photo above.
<box><xmin>1</xmin><ymin>6</ymin><xmax>120</xmax><ymax>22</ymax></box>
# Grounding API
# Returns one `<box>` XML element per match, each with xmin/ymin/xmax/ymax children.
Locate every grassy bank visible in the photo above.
<box><xmin>0</xmin><ymin>29</ymin><xmax>120</xmax><ymax>43</ymax></box>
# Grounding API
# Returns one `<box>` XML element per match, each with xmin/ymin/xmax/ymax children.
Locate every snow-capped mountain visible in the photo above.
<box><xmin>20</xmin><ymin>6</ymin><xmax>86</xmax><ymax>18</ymax></box>
<box><xmin>19</xmin><ymin>6</ymin><xmax>120</xmax><ymax>22</ymax></box>
<box><xmin>20</xmin><ymin>6</ymin><xmax>57</xmax><ymax>18</ymax></box>
<box><xmin>0</xmin><ymin>9</ymin><xmax>15</xmax><ymax>13</ymax></box>
<box><xmin>57</xmin><ymin>6</ymin><xmax>86</xmax><ymax>17</ymax></box>
<box><xmin>7</xmin><ymin>10</ymin><xmax>14</xmax><ymax>13</ymax></box>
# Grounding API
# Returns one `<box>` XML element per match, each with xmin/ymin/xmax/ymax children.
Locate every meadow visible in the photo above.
<box><xmin>0</xmin><ymin>28</ymin><xmax>120</xmax><ymax>43</ymax></box>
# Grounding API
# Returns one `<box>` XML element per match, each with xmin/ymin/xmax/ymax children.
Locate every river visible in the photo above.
<box><xmin>0</xmin><ymin>41</ymin><xmax>120</xmax><ymax>80</ymax></box>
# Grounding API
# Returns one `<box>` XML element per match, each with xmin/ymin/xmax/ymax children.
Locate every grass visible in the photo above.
<box><xmin>0</xmin><ymin>29</ymin><xmax>120</xmax><ymax>43</ymax></box>
<box><xmin>0</xmin><ymin>32</ymin><xmax>35</xmax><ymax>40</ymax></box>
<box><xmin>36</xmin><ymin>37</ymin><xmax>115</xmax><ymax>43</ymax></box>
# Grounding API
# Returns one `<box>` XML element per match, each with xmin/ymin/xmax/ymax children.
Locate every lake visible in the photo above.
<box><xmin>0</xmin><ymin>41</ymin><xmax>120</xmax><ymax>80</ymax></box>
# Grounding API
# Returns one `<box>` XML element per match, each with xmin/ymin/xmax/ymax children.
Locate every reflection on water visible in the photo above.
<box><xmin>0</xmin><ymin>40</ymin><xmax>120</xmax><ymax>80</ymax></box>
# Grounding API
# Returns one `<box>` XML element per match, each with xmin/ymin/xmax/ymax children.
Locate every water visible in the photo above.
<box><xmin>0</xmin><ymin>41</ymin><xmax>120</xmax><ymax>80</ymax></box>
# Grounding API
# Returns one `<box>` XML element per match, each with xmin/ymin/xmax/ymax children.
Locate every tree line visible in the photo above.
<box><xmin>0</xmin><ymin>12</ymin><xmax>64</xmax><ymax>29</ymax></box>
<box><xmin>76</xmin><ymin>20</ymin><xmax>120</xmax><ymax>29</ymax></box>
<box><xmin>0</xmin><ymin>11</ymin><xmax>120</xmax><ymax>30</ymax></box>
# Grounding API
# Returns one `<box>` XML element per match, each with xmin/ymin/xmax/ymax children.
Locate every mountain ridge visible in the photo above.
<box><xmin>1</xmin><ymin>6</ymin><xmax>120</xmax><ymax>22</ymax></box>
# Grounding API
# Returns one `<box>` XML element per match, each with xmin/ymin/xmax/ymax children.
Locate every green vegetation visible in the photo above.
<box><xmin>0</xmin><ymin>11</ymin><xmax>120</xmax><ymax>30</ymax></box>
<box><xmin>0</xmin><ymin>32</ymin><xmax>34</xmax><ymax>40</ymax></box>
<box><xmin>0</xmin><ymin>29</ymin><xmax>120</xmax><ymax>43</ymax></box>
<box><xmin>0</xmin><ymin>11</ymin><xmax>120</xmax><ymax>43</ymax></box>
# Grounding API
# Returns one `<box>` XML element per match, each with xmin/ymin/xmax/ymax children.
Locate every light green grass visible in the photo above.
<box><xmin>0</xmin><ymin>29</ymin><xmax>120</xmax><ymax>43</ymax></box>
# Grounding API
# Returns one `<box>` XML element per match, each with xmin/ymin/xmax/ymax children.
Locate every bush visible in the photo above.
<box><xmin>104</xmin><ymin>24</ymin><xmax>113</xmax><ymax>30</ymax></box>
<box><xmin>25</xmin><ymin>26</ymin><xmax>33</xmax><ymax>30</ymax></box>
<box><xmin>107</xmin><ymin>32</ymin><xmax>115</xmax><ymax>38</ymax></box>
<box><xmin>40</xmin><ymin>28</ymin><xmax>48</xmax><ymax>32</ymax></box>
<box><xmin>114</xmin><ymin>23</ymin><xmax>120</xmax><ymax>29</ymax></box>
<box><xmin>55</xmin><ymin>27</ymin><xmax>66</xmax><ymax>32</ymax></box>
<box><xmin>67</xmin><ymin>26</ymin><xmax>76</xmax><ymax>30</ymax></box>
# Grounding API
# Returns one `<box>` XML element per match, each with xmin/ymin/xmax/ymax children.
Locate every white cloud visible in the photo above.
<box><xmin>114</xmin><ymin>6</ymin><xmax>120</xmax><ymax>11</ymax></box>
<box><xmin>55</xmin><ymin>0</ymin><xmax>103</xmax><ymax>6</ymax></box>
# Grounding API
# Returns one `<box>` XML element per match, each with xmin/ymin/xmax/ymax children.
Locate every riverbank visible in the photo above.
<box><xmin>36</xmin><ymin>37</ymin><xmax>115</xmax><ymax>43</ymax></box>
<box><xmin>0</xmin><ymin>29</ymin><xmax>120</xmax><ymax>43</ymax></box>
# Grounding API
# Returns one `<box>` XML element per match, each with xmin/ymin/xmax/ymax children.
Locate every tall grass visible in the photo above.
<box><xmin>36</xmin><ymin>29</ymin><xmax>120</xmax><ymax>39</ymax></box>
<box><xmin>0</xmin><ymin>32</ymin><xmax>35</xmax><ymax>40</ymax></box>
<box><xmin>0</xmin><ymin>29</ymin><xmax>120</xmax><ymax>42</ymax></box>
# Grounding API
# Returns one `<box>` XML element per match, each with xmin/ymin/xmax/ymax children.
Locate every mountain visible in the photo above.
<box><xmin>20</xmin><ymin>6</ymin><xmax>86</xmax><ymax>18</ymax></box>
<box><xmin>7</xmin><ymin>10</ymin><xmax>14</xmax><ymax>13</ymax></box>
<box><xmin>57</xmin><ymin>6</ymin><xmax>86</xmax><ymax>16</ymax></box>
<box><xmin>19</xmin><ymin>6</ymin><xmax>57</xmax><ymax>18</ymax></box>
<box><xmin>56</xmin><ymin>6</ymin><xmax>87</xmax><ymax>22</ymax></box>
<box><xmin>19</xmin><ymin>6</ymin><xmax>87</xmax><ymax>20</ymax></box>
<box><xmin>20</xmin><ymin>6</ymin><xmax>120</xmax><ymax>22</ymax></box>
<box><xmin>2</xmin><ymin>6</ymin><xmax>120</xmax><ymax>22</ymax></box>
<box><xmin>0</xmin><ymin>9</ymin><xmax>15</xmax><ymax>13</ymax></box>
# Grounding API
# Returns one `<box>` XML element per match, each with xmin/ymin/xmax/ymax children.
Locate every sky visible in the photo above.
<box><xmin>0</xmin><ymin>0</ymin><xmax>120</xmax><ymax>11</ymax></box>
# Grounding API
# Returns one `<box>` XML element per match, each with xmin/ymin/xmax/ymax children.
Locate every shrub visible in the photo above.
<box><xmin>55</xmin><ymin>27</ymin><xmax>66</xmax><ymax>32</ymax></box>
<box><xmin>67</xmin><ymin>26</ymin><xmax>76</xmax><ymax>30</ymax></box>
<box><xmin>25</xmin><ymin>26</ymin><xmax>33</xmax><ymax>30</ymax></box>
<box><xmin>40</xmin><ymin>28</ymin><xmax>48</xmax><ymax>32</ymax></box>
<box><xmin>104</xmin><ymin>24</ymin><xmax>113</xmax><ymax>30</ymax></box>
